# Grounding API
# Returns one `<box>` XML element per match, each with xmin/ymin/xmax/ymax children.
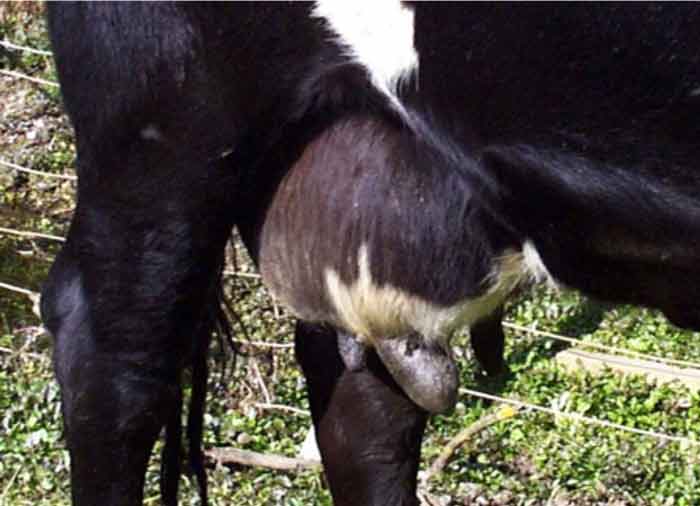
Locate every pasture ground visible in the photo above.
<box><xmin>2</xmin><ymin>5</ymin><xmax>700</xmax><ymax>505</ymax></box>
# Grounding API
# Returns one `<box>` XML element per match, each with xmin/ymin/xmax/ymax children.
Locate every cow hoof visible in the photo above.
<box><xmin>374</xmin><ymin>333</ymin><xmax>458</xmax><ymax>414</ymax></box>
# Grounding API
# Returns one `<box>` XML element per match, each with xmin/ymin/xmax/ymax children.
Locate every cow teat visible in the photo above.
<box><xmin>371</xmin><ymin>332</ymin><xmax>458</xmax><ymax>414</ymax></box>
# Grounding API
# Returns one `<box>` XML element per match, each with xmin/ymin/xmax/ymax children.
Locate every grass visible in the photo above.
<box><xmin>2</xmin><ymin>6</ymin><xmax>700</xmax><ymax>506</ymax></box>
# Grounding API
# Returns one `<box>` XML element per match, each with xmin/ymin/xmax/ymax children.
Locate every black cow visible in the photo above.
<box><xmin>42</xmin><ymin>2</ymin><xmax>700</xmax><ymax>506</ymax></box>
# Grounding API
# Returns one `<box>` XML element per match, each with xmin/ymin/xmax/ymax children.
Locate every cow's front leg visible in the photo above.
<box><xmin>295</xmin><ymin>321</ymin><xmax>428</xmax><ymax>506</ymax></box>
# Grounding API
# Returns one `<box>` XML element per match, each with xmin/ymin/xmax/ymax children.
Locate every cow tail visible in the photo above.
<box><xmin>186</xmin><ymin>341</ymin><xmax>209</xmax><ymax>504</ymax></box>
<box><xmin>159</xmin><ymin>329</ymin><xmax>211</xmax><ymax>506</ymax></box>
<box><xmin>160</xmin><ymin>389</ymin><xmax>183</xmax><ymax>506</ymax></box>
<box><xmin>186</xmin><ymin>259</ymin><xmax>239</xmax><ymax>505</ymax></box>
<box><xmin>160</xmin><ymin>246</ymin><xmax>240</xmax><ymax>506</ymax></box>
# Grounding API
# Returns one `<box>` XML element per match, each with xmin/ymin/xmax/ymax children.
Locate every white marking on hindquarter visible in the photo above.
<box><xmin>324</xmin><ymin>244</ymin><xmax>525</xmax><ymax>348</ymax></box>
<box><xmin>313</xmin><ymin>1</ymin><xmax>417</xmax><ymax>111</ymax></box>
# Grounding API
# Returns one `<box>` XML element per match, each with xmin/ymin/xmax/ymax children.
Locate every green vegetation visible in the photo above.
<box><xmin>2</xmin><ymin>6</ymin><xmax>699</xmax><ymax>505</ymax></box>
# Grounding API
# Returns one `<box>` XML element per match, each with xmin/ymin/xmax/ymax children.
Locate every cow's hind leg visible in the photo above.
<box><xmin>42</xmin><ymin>157</ymin><xmax>234</xmax><ymax>505</ymax></box>
<box><xmin>295</xmin><ymin>321</ymin><xmax>428</xmax><ymax>506</ymax></box>
<box><xmin>470</xmin><ymin>305</ymin><xmax>507</xmax><ymax>377</ymax></box>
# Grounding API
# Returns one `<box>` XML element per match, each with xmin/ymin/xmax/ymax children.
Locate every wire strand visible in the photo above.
<box><xmin>232</xmin><ymin>339</ymin><xmax>294</xmax><ymax>349</ymax></box>
<box><xmin>0</xmin><ymin>68</ymin><xmax>59</xmax><ymax>87</ymax></box>
<box><xmin>0</xmin><ymin>281</ymin><xmax>38</xmax><ymax>298</ymax></box>
<box><xmin>0</xmin><ymin>39</ymin><xmax>52</xmax><ymax>56</ymax></box>
<box><xmin>223</xmin><ymin>270</ymin><xmax>262</xmax><ymax>279</ymax></box>
<box><xmin>0</xmin><ymin>158</ymin><xmax>76</xmax><ymax>181</ymax></box>
<box><xmin>0</xmin><ymin>226</ymin><xmax>65</xmax><ymax>242</ymax></box>
<box><xmin>460</xmin><ymin>387</ymin><xmax>700</xmax><ymax>447</ymax></box>
<box><xmin>504</xmin><ymin>321</ymin><xmax>700</xmax><ymax>370</ymax></box>
<box><xmin>253</xmin><ymin>403</ymin><xmax>310</xmax><ymax>417</ymax></box>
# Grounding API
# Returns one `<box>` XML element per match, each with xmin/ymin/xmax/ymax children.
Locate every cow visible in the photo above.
<box><xmin>41</xmin><ymin>2</ymin><xmax>700</xmax><ymax>506</ymax></box>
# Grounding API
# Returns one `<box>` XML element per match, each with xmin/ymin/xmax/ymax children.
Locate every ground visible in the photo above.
<box><xmin>1</xmin><ymin>4</ymin><xmax>700</xmax><ymax>506</ymax></box>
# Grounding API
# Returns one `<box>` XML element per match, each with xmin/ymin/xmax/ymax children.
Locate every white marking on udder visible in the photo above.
<box><xmin>313</xmin><ymin>1</ymin><xmax>417</xmax><ymax>114</ymax></box>
<box><xmin>324</xmin><ymin>244</ymin><xmax>525</xmax><ymax>348</ymax></box>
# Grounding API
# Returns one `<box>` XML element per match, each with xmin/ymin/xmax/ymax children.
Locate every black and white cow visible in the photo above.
<box><xmin>42</xmin><ymin>2</ymin><xmax>700</xmax><ymax>506</ymax></box>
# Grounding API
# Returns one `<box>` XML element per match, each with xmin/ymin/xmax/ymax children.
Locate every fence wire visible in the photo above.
<box><xmin>460</xmin><ymin>387</ymin><xmax>700</xmax><ymax>447</ymax></box>
<box><xmin>0</xmin><ymin>39</ymin><xmax>52</xmax><ymax>56</ymax></box>
<box><xmin>504</xmin><ymin>321</ymin><xmax>700</xmax><ymax>370</ymax></box>
<box><xmin>0</xmin><ymin>158</ymin><xmax>76</xmax><ymax>181</ymax></box>
<box><xmin>0</xmin><ymin>68</ymin><xmax>58</xmax><ymax>88</ymax></box>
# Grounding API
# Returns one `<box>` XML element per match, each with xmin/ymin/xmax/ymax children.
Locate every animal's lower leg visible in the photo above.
<box><xmin>58</xmin><ymin>357</ymin><xmax>180</xmax><ymax>506</ymax></box>
<box><xmin>295</xmin><ymin>321</ymin><xmax>428</xmax><ymax>506</ymax></box>
<box><xmin>470</xmin><ymin>305</ymin><xmax>507</xmax><ymax>376</ymax></box>
<box><xmin>44</xmin><ymin>193</ymin><xmax>232</xmax><ymax>505</ymax></box>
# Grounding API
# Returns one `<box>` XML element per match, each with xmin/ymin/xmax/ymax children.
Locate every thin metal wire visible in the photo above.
<box><xmin>0</xmin><ymin>68</ymin><xmax>59</xmax><ymax>87</ymax></box>
<box><xmin>0</xmin><ymin>39</ymin><xmax>52</xmax><ymax>56</ymax></box>
<box><xmin>223</xmin><ymin>270</ymin><xmax>262</xmax><ymax>279</ymax></box>
<box><xmin>0</xmin><ymin>226</ymin><xmax>65</xmax><ymax>242</ymax></box>
<box><xmin>0</xmin><ymin>281</ymin><xmax>38</xmax><ymax>298</ymax></box>
<box><xmin>460</xmin><ymin>387</ymin><xmax>700</xmax><ymax>447</ymax></box>
<box><xmin>0</xmin><ymin>159</ymin><xmax>76</xmax><ymax>181</ymax></box>
<box><xmin>232</xmin><ymin>339</ymin><xmax>294</xmax><ymax>349</ymax></box>
<box><xmin>253</xmin><ymin>403</ymin><xmax>310</xmax><ymax>417</ymax></box>
<box><xmin>504</xmin><ymin>321</ymin><xmax>700</xmax><ymax>370</ymax></box>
